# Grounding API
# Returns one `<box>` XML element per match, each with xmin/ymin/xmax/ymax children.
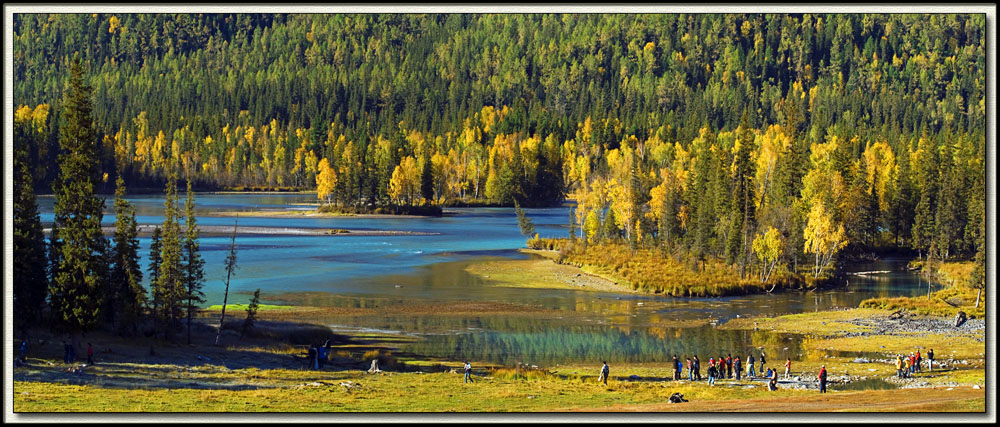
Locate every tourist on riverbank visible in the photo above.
<box><xmin>693</xmin><ymin>356</ymin><xmax>701</xmax><ymax>380</ymax></box>
<box><xmin>784</xmin><ymin>358</ymin><xmax>791</xmax><ymax>379</ymax></box>
<box><xmin>818</xmin><ymin>365</ymin><xmax>827</xmax><ymax>393</ymax></box>
<box><xmin>747</xmin><ymin>353</ymin><xmax>756</xmax><ymax>378</ymax></box>
<box><xmin>734</xmin><ymin>356</ymin><xmax>742</xmax><ymax>381</ymax></box>
<box><xmin>19</xmin><ymin>339</ymin><xmax>27</xmax><ymax>364</ymax></box>
<box><xmin>895</xmin><ymin>355</ymin><xmax>904</xmax><ymax>378</ymax></box>
<box><xmin>909</xmin><ymin>353</ymin><xmax>916</xmax><ymax>374</ymax></box>
<box><xmin>768</xmin><ymin>368</ymin><xmax>778</xmax><ymax>391</ymax></box>
<box><xmin>672</xmin><ymin>355</ymin><xmax>681</xmax><ymax>380</ymax></box>
<box><xmin>598</xmin><ymin>361</ymin><xmax>609</xmax><ymax>385</ymax></box>
<box><xmin>707</xmin><ymin>361</ymin><xmax>718</xmax><ymax>386</ymax></box>
<box><xmin>464</xmin><ymin>361</ymin><xmax>473</xmax><ymax>383</ymax></box>
<box><xmin>87</xmin><ymin>343</ymin><xmax>94</xmax><ymax>365</ymax></box>
<box><xmin>726</xmin><ymin>354</ymin><xmax>733</xmax><ymax>379</ymax></box>
<box><xmin>916</xmin><ymin>350</ymin><xmax>922</xmax><ymax>372</ymax></box>
<box><xmin>307</xmin><ymin>345</ymin><xmax>317</xmax><ymax>370</ymax></box>
<box><xmin>928</xmin><ymin>349</ymin><xmax>935</xmax><ymax>371</ymax></box>
<box><xmin>759</xmin><ymin>350</ymin><xmax>766</xmax><ymax>373</ymax></box>
<box><xmin>686</xmin><ymin>357</ymin><xmax>693</xmax><ymax>380</ymax></box>
<box><xmin>904</xmin><ymin>356</ymin><xmax>912</xmax><ymax>378</ymax></box>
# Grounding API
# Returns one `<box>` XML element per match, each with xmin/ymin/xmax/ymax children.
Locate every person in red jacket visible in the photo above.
<box><xmin>818</xmin><ymin>365</ymin><xmax>827</xmax><ymax>393</ymax></box>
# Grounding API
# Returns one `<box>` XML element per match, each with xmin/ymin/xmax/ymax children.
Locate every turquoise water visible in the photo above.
<box><xmin>35</xmin><ymin>193</ymin><xmax>942</xmax><ymax>367</ymax></box>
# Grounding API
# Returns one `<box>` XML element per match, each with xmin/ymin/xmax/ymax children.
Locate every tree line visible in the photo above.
<box><xmin>13</xmin><ymin>14</ymin><xmax>985</xmax><ymax>207</ymax></box>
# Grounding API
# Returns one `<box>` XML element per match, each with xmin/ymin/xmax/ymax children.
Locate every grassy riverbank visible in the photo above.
<box><xmin>858</xmin><ymin>261</ymin><xmax>985</xmax><ymax>318</ymax></box>
<box><xmin>12</xmin><ymin>302</ymin><xmax>986</xmax><ymax>413</ymax></box>
<box><xmin>466</xmin><ymin>241</ymin><xmax>818</xmax><ymax>297</ymax></box>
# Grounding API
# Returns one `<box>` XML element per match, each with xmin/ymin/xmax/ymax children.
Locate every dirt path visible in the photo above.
<box><xmin>585</xmin><ymin>387</ymin><xmax>985</xmax><ymax>412</ymax></box>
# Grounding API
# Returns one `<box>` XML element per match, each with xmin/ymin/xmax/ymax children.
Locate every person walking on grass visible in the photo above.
<box><xmin>707</xmin><ymin>361</ymin><xmax>717</xmax><ymax>386</ymax></box>
<box><xmin>747</xmin><ymin>353</ymin><xmax>756</xmax><ymax>378</ymax></box>
<box><xmin>598</xmin><ymin>361</ymin><xmax>610</xmax><ymax>386</ymax></box>
<box><xmin>895</xmin><ymin>355</ymin><xmax>903</xmax><ymax>378</ymax></box>
<box><xmin>784</xmin><ymin>357</ymin><xmax>791</xmax><ymax>379</ymax></box>
<box><xmin>672</xmin><ymin>355</ymin><xmax>681</xmax><ymax>380</ymax></box>
<box><xmin>686</xmin><ymin>357</ymin><xmax>693</xmax><ymax>381</ymax></box>
<box><xmin>464</xmin><ymin>361</ymin><xmax>473</xmax><ymax>384</ymax></box>
<box><xmin>915</xmin><ymin>350</ymin><xmax>922</xmax><ymax>372</ymax></box>
<box><xmin>726</xmin><ymin>354</ymin><xmax>733</xmax><ymax>379</ymax></box>
<box><xmin>909</xmin><ymin>353</ymin><xmax>916</xmax><ymax>374</ymax></box>
<box><xmin>86</xmin><ymin>343</ymin><xmax>94</xmax><ymax>365</ymax></box>
<box><xmin>818</xmin><ymin>365</ymin><xmax>828</xmax><ymax>393</ymax></box>
<box><xmin>928</xmin><ymin>349</ymin><xmax>935</xmax><ymax>371</ymax></box>
<box><xmin>693</xmin><ymin>356</ymin><xmax>701</xmax><ymax>380</ymax></box>
<box><xmin>734</xmin><ymin>356</ymin><xmax>742</xmax><ymax>381</ymax></box>
<box><xmin>904</xmin><ymin>356</ymin><xmax>913</xmax><ymax>378</ymax></box>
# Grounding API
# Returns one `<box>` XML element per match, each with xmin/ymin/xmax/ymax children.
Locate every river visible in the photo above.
<box><xmin>36</xmin><ymin>192</ymin><xmax>941</xmax><ymax>367</ymax></box>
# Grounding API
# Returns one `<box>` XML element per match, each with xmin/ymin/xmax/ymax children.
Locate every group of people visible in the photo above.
<box><xmin>895</xmin><ymin>349</ymin><xmax>933</xmax><ymax>378</ymax></box>
<box><xmin>597</xmin><ymin>352</ymin><xmax>835</xmax><ymax>393</ymax></box>
<box><xmin>306</xmin><ymin>340</ymin><xmax>334</xmax><ymax>370</ymax></box>
<box><xmin>668</xmin><ymin>351</ymin><xmax>788</xmax><ymax>385</ymax></box>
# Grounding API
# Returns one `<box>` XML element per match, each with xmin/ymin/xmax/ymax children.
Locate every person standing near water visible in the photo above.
<box><xmin>928</xmin><ymin>349</ymin><xmax>935</xmax><ymax>371</ymax></box>
<box><xmin>464</xmin><ymin>361</ymin><xmax>473</xmax><ymax>383</ymax></box>
<box><xmin>726</xmin><ymin>354</ymin><xmax>733</xmax><ymax>379</ymax></box>
<box><xmin>784</xmin><ymin>358</ymin><xmax>791</xmax><ymax>379</ymax></box>
<box><xmin>734</xmin><ymin>356</ymin><xmax>742</xmax><ymax>381</ymax></box>
<box><xmin>747</xmin><ymin>353</ymin><xmax>756</xmax><ymax>378</ymax></box>
<box><xmin>86</xmin><ymin>343</ymin><xmax>94</xmax><ymax>365</ymax></box>
<box><xmin>759</xmin><ymin>350</ymin><xmax>766</xmax><ymax>374</ymax></box>
<box><xmin>818</xmin><ymin>365</ymin><xmax>827</xmax><ymax>393</ymax></box>
<box><xmin>598</xmin><ymin>361</ymin><xmax>610</xmax><ymax>385</ymax></box>
<box><xmin>707</xmin><ymin>361</ymin><xmax>717</xmax><ymax>386</ymax></box>
<box><xmin>693</xmin><ymin>356</ymin><xmax>701</xmax><ymax>380</ymax></box>
<box><xmin>686</xmin><ymin>357</ymin><xmax>693</xmax><ymax>380</ymax></box>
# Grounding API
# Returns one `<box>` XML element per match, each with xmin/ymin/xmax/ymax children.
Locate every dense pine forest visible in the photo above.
<box><xmin>14</xmin><ymin>13</ymin><xmax>987</xmax><ymax>295</ymax></box>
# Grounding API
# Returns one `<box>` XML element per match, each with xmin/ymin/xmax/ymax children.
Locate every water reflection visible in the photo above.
<box><xmin>35</xmin><ymin>193</ymin><xmax>944</xmax><ymax>367</ymax></box>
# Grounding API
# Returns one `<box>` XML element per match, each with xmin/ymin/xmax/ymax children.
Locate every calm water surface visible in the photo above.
<box><xmin>37</xmin><ymin>193</ymin><xmax>941</xmax><ymax>367</ymax></box>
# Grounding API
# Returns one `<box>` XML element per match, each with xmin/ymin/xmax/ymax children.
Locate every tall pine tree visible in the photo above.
<box><xmin>49</xmin><ymin>55</ymin><xmax>108</xmax><ymax>336</ymax></box>
<box><xmin>110</xmin><ymin>175</ymin><xmax>146</xmax><ymax>336</ymax></box>
<box><xmin>13</xmin><ymin>108</ymin><xmax>50</xmax><ymax>336</ymax></box>
<box><xmin>157</xmin><ymin>166</ymin><xmax>184</xmax><ymax>339</ymax></box>
<box><xmin>148</xmin><ymin>226</ymin><xmax>163</xmax><ymax>334</ymax></box>
<box><xmin>183</xmin><ymin>180</ymin><xmax>206</xmax><ymax>344</ymax></box>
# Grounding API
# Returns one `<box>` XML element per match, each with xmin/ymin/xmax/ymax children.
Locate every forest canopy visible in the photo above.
<box><xmin>13</xmin><ymin>13</ymin><xmax>987</xmax><ymax>265</ymax></box>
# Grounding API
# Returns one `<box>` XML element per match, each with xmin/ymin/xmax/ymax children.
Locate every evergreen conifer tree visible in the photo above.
<box><xmin>157</xmin><ymin>166</ymin><xmax>184</xmax><ymax>339</ymax></box>
<box><xmin>49</xmin><ymin>55</ymin><xmax>108</xmax><ymax>335</ymax></box>
<box><xmin>13</xmin><ymin>113</ymin><xmax>50</xmax><ymax>336</ymax></box>
<box><xmin>183</xmin><ymin>180</ymin><xmax>206</xmax><ymax>344</ymax></box>
<box><xmin>110</xmin><ymin>175</ymin><xmax>146</xmax><ymax>335</ymax></box>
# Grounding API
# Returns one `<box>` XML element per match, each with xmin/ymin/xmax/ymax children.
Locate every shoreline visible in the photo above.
<box><xmin>12</xmin><ymin>304</ymin><xmax>986</xmax><ymax>412</ymax></box>
<box><xmin>201</xmin><ymin>209</ymin><xmax>448</xmax><ymax>220</ymax></box>
<box><xmin>43</xmin><ymin>225</ymin><xmax>440</xmax><ymax>237</ymax></box>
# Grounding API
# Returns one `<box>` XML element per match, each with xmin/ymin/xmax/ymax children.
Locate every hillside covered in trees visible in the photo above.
<box><xmin>14</xmin><ymin>13</ymin><xmax>987</xmax><ymax>280</ymax></box>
